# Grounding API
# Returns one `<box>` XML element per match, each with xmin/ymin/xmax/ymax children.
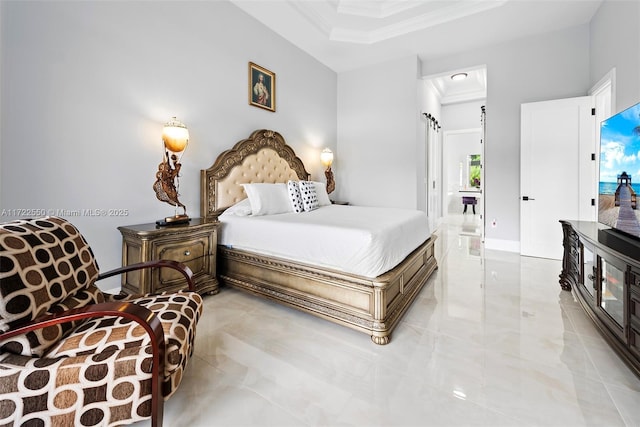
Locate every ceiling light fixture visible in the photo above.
<box><xmin>451</xmin><ymin>72</ymin><xmax>468</xmax><ymax>81</ymax></box>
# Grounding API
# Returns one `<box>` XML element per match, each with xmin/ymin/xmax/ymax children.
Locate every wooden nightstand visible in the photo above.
<box><xmin>117</xmin><ymin>218</ymin><xmax>219</xmax><ymax>295</ymax></box>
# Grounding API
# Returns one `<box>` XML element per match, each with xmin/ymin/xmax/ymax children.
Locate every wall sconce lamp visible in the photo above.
<box><xmin>320</xmin><ymin>148</ymin><xmax>335</xmax><ymax>194</ymax></box>
<box><xmin>153</xmin><ymin>116</ymin><xmax>190</xmax><ymax>226</ymax></box>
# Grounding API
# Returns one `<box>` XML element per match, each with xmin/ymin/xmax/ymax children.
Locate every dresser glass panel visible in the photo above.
<box><xmin>601</xmin><ymin>258</ymin><xmax>624</xmax><ymax>327</ymax></box>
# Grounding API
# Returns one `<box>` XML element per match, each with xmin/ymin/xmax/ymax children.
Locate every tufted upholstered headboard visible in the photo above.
<box><xmin>200</xmin><ymin>129</ymin><xmax>310</xmax><ymax>222</ymax></box>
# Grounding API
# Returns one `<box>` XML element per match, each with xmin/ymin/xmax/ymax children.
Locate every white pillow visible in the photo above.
<box><xmin>298</xmin><ymin>181</ymin><xmax>319</xmax><ymax>212</ymax></box>
<box><xmin>242</xmin><ymin>183</ymin><xmax>292</xmax><ymax>216</ymax></box>
<box><xmin>287</xmin><ymin>180</ymin><xmax>304</xmax><ymax>213</ymax></box>
<box><xmin>222</xmin><ymin>198</ymin><xmax>253</xmax><ymax>217</ymax></box>
<box><xmin>313</xmin><ymin>181</ymin><xmax>331</xmax><ymax>207</ymax></box>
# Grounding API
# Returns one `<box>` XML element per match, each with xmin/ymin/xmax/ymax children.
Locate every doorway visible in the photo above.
<box><xmin>519</xmin><ymin>69</ymin><xmax>614</xmax><ymax>260</ymax></box>
<box><xmin>422</xmin><ymin>66</ymin><xmax>487</xmax><ymax>247</ymax></box>
<box><xmin>443</xmin><ymin>128</ymin><xmax>484</xmax><ymax>238</ymax></box>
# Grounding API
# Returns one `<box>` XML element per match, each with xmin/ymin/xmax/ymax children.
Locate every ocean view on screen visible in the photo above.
<box><xmin>598</xmin><ymin>102</ymin><xmax>640</xmax><ymax>238</ymax></box>
<box><xmin>600</xmin><ymin>182</ymin><xmax>640</xmax><ymax>195</ymax></box>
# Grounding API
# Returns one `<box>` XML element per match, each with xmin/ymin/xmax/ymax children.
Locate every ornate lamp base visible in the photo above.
<box><xmin>156</xmin><ymin>214</ymin><xmax>190</xmax><ymax>227</ymax></box>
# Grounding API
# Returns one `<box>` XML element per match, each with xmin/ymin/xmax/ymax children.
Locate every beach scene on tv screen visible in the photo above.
<box><xmin>599</xmin><ymin>102</ymin><xmax>640</xmax><ymax>238</ymax></box>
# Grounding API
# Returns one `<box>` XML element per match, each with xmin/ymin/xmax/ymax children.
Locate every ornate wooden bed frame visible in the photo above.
<box><xmin>200</xmin><ymin>129</ymin><xmax>437</xmax><ymax>344</ymax></box>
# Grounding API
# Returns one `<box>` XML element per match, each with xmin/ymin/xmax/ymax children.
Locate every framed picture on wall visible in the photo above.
<box><xmin>248</xmin><ymin>62</ymin><xmax>276</xmax><ymax>112</ymax></box>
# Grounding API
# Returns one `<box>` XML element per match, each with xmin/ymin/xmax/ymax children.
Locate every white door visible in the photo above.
<box><xmin>520</xmin><ymin>96</ymin><xmax>594</xmax><ymax>259</ymax></box>
<box><xmin>425</xmin><ymin>124</ymin><xmax>442</xmax><ymax>231</ymax></box>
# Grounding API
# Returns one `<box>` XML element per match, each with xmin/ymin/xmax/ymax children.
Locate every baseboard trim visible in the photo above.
<box><xmin>484</xmin><ymin>238</ymin><xmax>520</xmax><ymax>253</ymax></box>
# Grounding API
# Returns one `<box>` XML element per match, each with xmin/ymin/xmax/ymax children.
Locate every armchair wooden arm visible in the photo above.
<box><xmin>0</xmin><ymin>302</ymin><xmax>166</xmax><ymax>427</ymax></box>
<box><xmin>97</xmin><ymin>259</ymin><xmax>196</xmax><ymax>291</ymax></box>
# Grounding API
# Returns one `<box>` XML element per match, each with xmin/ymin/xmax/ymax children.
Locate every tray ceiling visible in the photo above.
<box><xmin>231</xmin><ymin>0</ymin><xmax>601</xmax><ymax>104</ymax></box>
<box><xmin>231</xmin><ymin>0</ymin><xmax>603</xmax><ymax>73</ymax></box>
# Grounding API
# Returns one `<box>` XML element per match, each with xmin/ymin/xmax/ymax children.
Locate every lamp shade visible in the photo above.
<box><xmin>320</xmin><ymin>148</ymin><xmax>334</xmax><ymax>168</ymax></box>
<box><xmin>162</xmin><ymin>117</ymin><xmax>189</xmax><ymax>153</ymax></box>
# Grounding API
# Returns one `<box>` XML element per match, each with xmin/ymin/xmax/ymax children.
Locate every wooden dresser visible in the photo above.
<box><xmin>560</xmin><ymin>220</ymin><xmax>640</xmax><ymax>378</ymax></box>
<box><xmin>118</xmin><ymin>218</ymin><xmax>218</xmax><ymax>295</ymax></box>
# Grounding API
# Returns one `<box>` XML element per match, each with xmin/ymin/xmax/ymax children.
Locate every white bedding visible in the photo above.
<box><xmin>218</xmin><ymin>204</ymin><xmax>431</xmax><ymax>278</ymax></box>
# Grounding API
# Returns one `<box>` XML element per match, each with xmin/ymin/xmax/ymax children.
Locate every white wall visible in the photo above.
<box><xmin>422</xmin><ymin>25</ymin><xmax>590</xmax><ymax>249</ymax></box>
<box><xmin>417</xmin><ymin>80</ymin><xmax>442</xmax><ymax>213</ymax></box>
<box><xmin>442</xmin><ymin>101</ymin><xmax>485</xmax><ymax>130</ymax></box>
<box><xmin>0</xmin><ymin>1</ymin><xmax>337</xmax><ymax>289</ymax></box>
<box><xmin>337</xmin><ymin>55</ymin><xmax>420</xmax><ymax>209</ymax></box>
<box><xmin>589</xmin><ymin>0</ymin><xmax>640</xmax><ymax>113</ymax></box>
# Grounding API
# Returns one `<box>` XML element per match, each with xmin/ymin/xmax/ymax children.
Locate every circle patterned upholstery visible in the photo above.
<box><xmin>0</xmin><ymin>216</ymin><xmax>204</xmax><ymax>426</ymax></box>
<box><xmin>0</xmin><ymin>217</ymin><xmax>100</xmax><ymax>356</ymax></box>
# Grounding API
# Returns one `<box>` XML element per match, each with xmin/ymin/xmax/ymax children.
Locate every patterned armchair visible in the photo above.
<box><xmin>0</xmin><ymin>217</ymin><xmax>204</xmax><ymax>426</ymax></box>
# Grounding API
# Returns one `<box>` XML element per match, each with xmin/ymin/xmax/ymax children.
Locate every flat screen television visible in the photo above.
<box><xmin>598</xmin><ymin>101</ymin><xmax>640</xmax><ymax>243</ymax></box>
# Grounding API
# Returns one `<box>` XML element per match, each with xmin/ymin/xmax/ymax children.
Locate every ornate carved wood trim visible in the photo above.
<box><xmin>559</xmin><ymin>220</ymin><xmax>579</xmax><ymax>291</ymax></box>
<box><xmin>200</xmin><ymin>129</ymin><xmax>310</xmax><ymax>221</ymax></box>
<box><xmin>217</xmin><ymin>236</ymin><xmax>438</xmax><ymax>345</ymax></box>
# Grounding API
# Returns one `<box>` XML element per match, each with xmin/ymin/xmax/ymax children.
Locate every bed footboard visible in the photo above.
<box><xmin>217</xmin><ymin>236</ymin><xmax>437</xmax><ymax>344</ymax></box>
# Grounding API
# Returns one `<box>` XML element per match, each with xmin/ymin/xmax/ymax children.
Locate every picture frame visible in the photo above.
<box><xmin>248</xmin><ymin>62</ymin><xmax>276</xmax><ymax>112</ymax></box>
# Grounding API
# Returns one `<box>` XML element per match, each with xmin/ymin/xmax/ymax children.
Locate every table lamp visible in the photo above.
<box><xmin>153</xmin><ymin>117</ymin><xmax>190</xmax><ymax>225</ymax></box>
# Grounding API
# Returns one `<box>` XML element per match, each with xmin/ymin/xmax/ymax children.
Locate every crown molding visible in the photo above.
<box><xmin>291</xmin><ymin>0</ymin><xmax>507</xmax><ymax>44</ymax></box>
<box><xmin>336</xmin><ymin>0</ymin><xmax>424</xmax><ymax>19</ymax></box>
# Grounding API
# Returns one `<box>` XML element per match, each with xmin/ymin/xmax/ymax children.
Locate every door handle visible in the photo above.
<box><xmin>522</xmin><ymin>196</ymin><xmax>536</xmax><ymax>201</ymax></box>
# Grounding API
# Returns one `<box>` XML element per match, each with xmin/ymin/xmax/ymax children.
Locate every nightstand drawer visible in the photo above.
<box><xmin>156</xmin><ymin>237</ymin><xmax>209</xmax><ymax>284</ymax></box>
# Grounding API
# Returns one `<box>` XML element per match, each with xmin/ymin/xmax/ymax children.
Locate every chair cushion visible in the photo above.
<box><xmin>0</xmin><ymin>284</ymin><xmax>104</xmax><ymax>357</ymax></box>
<box><xmin>45</xmin><ymin>290</ymin><xmax>203</xmax><ymax>399</ymax></box>
<box><xmin>0</xmin><ymin>217</ymin><xmax>100</xmax><ymax>333</ymax></box>
<box><xmin>0</xmin><ymin>347</ymin><xmax>155</xmax><ymax>426</ymax></box>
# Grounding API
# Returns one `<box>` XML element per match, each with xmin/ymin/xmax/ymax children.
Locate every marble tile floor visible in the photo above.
<box><xmin>138</xmin><ymin>214</ymin><xmax>640</xmax><ymax>426</ymax></box>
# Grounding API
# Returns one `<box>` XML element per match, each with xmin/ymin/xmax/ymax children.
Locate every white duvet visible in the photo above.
<box><xmin>218</xmin><ymin>204</ymin><xmax>431</xmax><ymax>278</ymax></box>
